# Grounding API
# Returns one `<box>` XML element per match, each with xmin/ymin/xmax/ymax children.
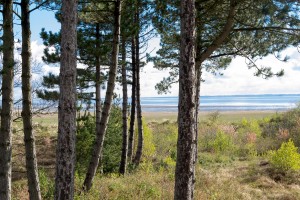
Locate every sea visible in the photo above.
<box><xmin>26</xmin><ymin>94</ymin><xmax>300</xmax><ymax>113</ymax></box>
<box><xmin>138</xmin><ymin>94</ymin><xmax>300</xmax><ymax>112</ymax></box>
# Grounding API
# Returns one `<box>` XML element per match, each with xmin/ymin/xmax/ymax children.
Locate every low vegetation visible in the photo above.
<box><xmin>11</xmin><ymin>107</ymin><xmax>300</xmax><ymax>199</ymax></box>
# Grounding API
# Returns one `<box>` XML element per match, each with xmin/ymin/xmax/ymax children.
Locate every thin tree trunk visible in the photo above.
<box><xmin>83</xmin><ymin>0</ymin><xmax>122</xmax><ymax>191</ymax></box>
<box><xmin>54</xmin><ymin>0</ymin><xmax>78</xmax><ymax>199</ymax></box>
<box><xmin>127</xmin><ymin>37</ymin><xmax>136</xmax><ymax>162</ymax></box>
<box><xmin>191</xmin><ymin>63</ymin><xmax>201</xmax><ymax>195</ymax></box>
<box><xmin>119</xmin><ymin>37</ymin><xmax>128</xmax><ymax>174</ymax></box>
<box><xmin>133</xmin><ymin>8</ymin><xmax>143</xmax><ymax>165</ymax></box>
<box><xmin>174</xmin><ymin>0</ymin><xmax>197</xmax><ymax>199</ymax></box>
<box><xmin>21</xmin><ymin>0</ymin><xmax>42</xmax><ymax>199</ymax></box>
<box><xmin>0</xmin><ymin>1</ymin><xmax>14</xmax><ymax>199</ymax></box>
<box><xmin>95</xmin><ymin>23</ymin><xmax>102</xmax><ymax>149</ymax></box>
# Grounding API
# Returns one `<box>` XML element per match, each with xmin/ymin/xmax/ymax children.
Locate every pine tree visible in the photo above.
<box><xmin>174</xmin><ymin>0</ymin><xmax>197</xmax><ymax>199</ymax></box>
<box><xmin>54</xmin><ymin>0</ymin><xmax>78</xmax><ymax>198</ymax></box>
<box><xmin>83</xmin><ymin>0</ymin><xmax>122</xmax><ymax>191</ymax></box>
<box><xmin>0</xmin><ymin>1</ymin><xmax>14</xmax><ymax>199</ymax></box>
<box><xmin>20</xmin><ymin>0</ymin><xmax>42</xmax><ymax>199</ymax></box>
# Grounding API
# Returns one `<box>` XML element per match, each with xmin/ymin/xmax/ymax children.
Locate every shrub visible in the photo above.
<box><xmin>238</xmin><ymin>118</ymin><xmax>261</xmax><ymax>137</ymax></box>
<box><xmin>76</xmin><ymin>106</ymin><xmax>122</xmax><ymax>174</ymax></box>
<box><xmin>102</xmin><ymin>107</ymin><xmax>123</xmax><ymax>173</ymax></box>
<box><xmin>206</xmin><ymin>111</ymin><xmax>221</xmax><ymax>126</ymax></box>
<box><xmin>152</xmin><ymin>122</ymin><xmax>177</xmax><ymax>161</ymax></box>
<box><xmin>141</xmin><ymin>120</ymin><xmax>156</xmax><ymax>161</ymax></box>
<box><xmin>76</xmin><ymin>115</ymin><xmax>96</xmax><ymax>173</ymax></box>
<box><xmin>135</xmin><ymin>120</ymin><xmax>157</xmax><ymax>172</ymax></box>
<box><xmin>39</xmin><ymin>168</ymin><xmax>54</xmax><ymax>199</ymax></box>
<box><xmin>261</xmin><ymin>107</ymin><xmax>300</xmax><ymax>147</ymax></box>
<box><xmin>209</xmin><ymin>130</ymin><xmax>235</xmax><ymax>153</ymax></box>
<box><xmin>268</xmin><ymin>139</ymin><xmax>300</xmax><ymax>171</ymax></box>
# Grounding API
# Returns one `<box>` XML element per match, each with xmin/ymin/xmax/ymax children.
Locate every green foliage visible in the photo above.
<box><xmin>206</xmin><ymin>111</ymin><xmax>221</xmax><ymax>126</ymax></box>
<box><xmin>198</xmin><ymin>152</ymin><xmax>234</xmax><ymax>167</ymax></box>
<box><xmin>76</xmin><ymin>106</ymin><xmax>122</xmax><ymax>174</ymax></box>
<box><xmin>261</xmin><ymin>107</ymin><xmax>300</xmax><ymax>147</ymax></box>
<box><xmin>208</xmin><ymin>130</ymin><xmax>235</xmax><ymax>153</ymax></box>
<box><xmin>102</xmin><ymin>107</ymin><xmax>123</xmax><ymax>173</ymax></box>
<box><xmin>151</xmin><ymin>121</ymin><xmax>177</xmax><ymax>170</ymax></box>
<box><xmin>139</xmin><ymin>121</ymin><xmax>156</xmax><ymax>172</ymax></box>
<box><xmin>39</xmin><ymin>168</ymin><xmax>54</xmax><ymax>199</ymax></box>
<box><xmin>76</xmin><ymin>115</ymin><xmax>96</xmax><ymax>173</ymax></box>
<box><xmin>268</xmin><ymin>139</ymin><xmax>300</xmax><ymax>171</ymax></box>
<box><xmin>141</xmin><ymin>120</ymin><xmax>156</xmax><ymax>161</ymax></box>
<box><xmin>238</xmin><ymin>118</ymin><xmax>261</xmax><ymax>137</ymax></box>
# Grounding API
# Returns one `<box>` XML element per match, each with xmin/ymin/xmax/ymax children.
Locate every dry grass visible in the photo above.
<box><xmin>144</xmin><ymin>110</ymin><xmax>277</xmax><ymax>123</ymax></box>
<box><xmin>196</xmin><ymin>160</ymin><xmax>300</xmax><ymax>200</ymax></box>
<box><xmin>11</xmin><ymin>110</ymin><xmax>300</xmax><ymax>200</ymax></box>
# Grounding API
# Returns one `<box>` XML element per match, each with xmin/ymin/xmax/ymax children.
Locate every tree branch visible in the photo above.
<box><xmin>29</xmin><ymin>0</ymin><xmax>50</xmax><ymax>13</ymax></box>
<box><xmin>199</xmin><ymin>0</ymin><xmax>238</xmax><ymax>63</ymax></box>
<box><xmin>234</xmin><ymin>26</ymin><xmax>300</xmax><ymax>32</ymax></box>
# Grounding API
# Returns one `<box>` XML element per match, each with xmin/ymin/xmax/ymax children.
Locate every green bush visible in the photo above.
<box><xmin>76</xmin><ymin>115</ymin><xmax>96</xmax><ymax>173</ymax></box>
<box><xmin>39</xmin><ymin>168</ymin><xmax>54</xmax><ymax>199</ymax></box>
<box><xmin>268</xmin><ymin>139</ymin><xmax>300</xmax><ymax>171</ymax></box>
<box><xmin>102</xmin><ymin>107</ymin><xmax>123</xmax><ymax>173</ymax></box>
<box><xmin>76</xmin><ymin>106</ymin><xmax>122</xmax><ymax>174</ymax></box>
<box><xmin>209</xmin><ymin>130</ymin><xmax>235</xmax><ymax>153</ymax></box>
<box><xmin>261</xmin><ymin>107</ymin><xmax>300</xmax><ymax>147</ymax></box>
<box><xmin>152</xmin><ymin>122</ymin><xmax>177</xmax><ymax>161</ymax></box>
<box><xmin>238</xmin><ymin>118</ymin><xmax>261</xmax><ymax>137</ymax></box>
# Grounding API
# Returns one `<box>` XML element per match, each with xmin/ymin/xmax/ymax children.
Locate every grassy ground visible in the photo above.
<box><xmin>28</xmin><ymin>110</ymin><xmax>277</xmax><ymax>124</ymax></box>
<box><xmin>11</xmin><ymin>110</ymin><xmax>300</xmax><ymax>200</ymax></box>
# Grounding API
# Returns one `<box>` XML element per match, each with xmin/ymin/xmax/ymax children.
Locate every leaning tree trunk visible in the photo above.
<box><xmin>174</xmin><ymin>0</ymin><xmax>197</xmax><ymax>199</ymax></box>
<box><xmin>83</xmin><ymin>0</ymin><xmax>122</xmax><ymax>191</ymax></box>
<box><xmin>0</xmin><ymin>1</ymin><xmax>14</xmax><ymax>199</ymax></box>
<box><xmin>54</xmin><ymin>0</ymin><xmax>78</xmax><ymax>199</ymax></box>
<box><xmin>119</xmin><ymin>37</ymin><xmax>128</xmax><ymax>174</ymax></box>
<box><xmin>21</xmin><ymin>0</ymin><xmax>42</xmax><ymax>199</ymax></box>
<box><xmin>127</xmin><ymin>37</ymin><xmax>137</xmax><ymax>162</ymax></box>
<box><xmin>133</xmin><ymin>12</ymin><xmax>143</xmax><ymax>165</ymax></box>
<box><xmin>95</xmin><ymin>23</ymin><xmax>102</xmax><ymax>148</ymax></box>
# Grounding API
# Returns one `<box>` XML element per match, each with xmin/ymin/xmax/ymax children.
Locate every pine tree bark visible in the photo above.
<box><xmin>83</xmin><ymin>0</ymin><xmax>122</xmax><ymax>191</ymax></box>
<box><xmin>174</xmin><ymin>0</ymin><xmax>197</xmax><ymax>199</ymax></box>
<box><xmin>133</xmin><ymin>10</ymin><xmax>143</xmax><ymax>165</ymax></box>
<box><xmin>127</xmin><ymin>37</ymin><xmax>136</xmax><ymax>162</ymax></box>
<box><xmin>21</xmin><ymin>0</ymin><xmax>42</xmax><ymax>199</ymax></box>
<box><xmin>95</xmin><ymin>23</ymin><xmax>102</xmax><ymax>145</ymax></box>
<box><xmin>54</xmin><ymin>0</ymin><xmax>77</xmax><ymax>199</ymax></box>
<box><xmin>0</xmin><ymin>1</ymin><xmax>14</xmax><ymax>199</ymax></box>
<box><xmin>119</xmin><ymin>37</ymin><xmax>128</xmax><ymax>174</ymax></box>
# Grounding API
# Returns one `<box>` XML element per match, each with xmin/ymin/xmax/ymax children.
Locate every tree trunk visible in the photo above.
<box><xmin>0</xmin><ymin>1</ymin><xmax>14</xmax><ymax>199</ymax></box>
<box><xmin>54</xmin><ymin>0</ymin><xmax>78</xmax><ymax>199</ymax></box>
<box><xmin>127</xmin><ymin>37</ymin><xmax>136</xmax><ymax>162</ymax></box>
<box><xmin>191</xmin><ymin>63</ymin><xmax>201</xmax><ymax>195</ymax></box>
<box><xmin>21</xmin><ymin>0</ymin><xmax>42</xmax><ymax>199</ymax></box>
<box><xmin>133</xmin><ymin>8</ymin><xmax>143</xmax><ymax>165</ymax></box>
<box><xmin>174</xmin><ymin>0</ymin><xmax>197</xmax><ymax>199</ymax></box>
<box><xmin>119</xmin><ymin>37</ymin><xmax>128</xmax><ymax>174</ymax></box>
<box><xmin>83</xmin><ymin>0</ymin><xmax>122</xmax><ymax>191</ymax></box>
<box><xmin>95</xmin><ymin>23</ymin><xmax>102</xmax><ymax>149</ymax></box>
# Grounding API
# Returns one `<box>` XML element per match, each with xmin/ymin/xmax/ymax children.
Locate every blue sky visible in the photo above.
<box><xmin>26</xmin><ymin>10</ymin><xmax>300</xmax><ymax>97</ymax></box>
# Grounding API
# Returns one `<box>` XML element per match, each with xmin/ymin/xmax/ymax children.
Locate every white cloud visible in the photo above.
<box><xmin>201</xmin><ymin>47</ymin><xmax>300</xmax><ymax>96</ymax></box>
<box><xmin>29</xmin><ymin>39</ymin><xmax>300</xmax><ymax>98</ymax></box>
<box><xmin>139</xmin><ymin>47</ymin><xmax>300</xmax><ymax>97</ymax></box>
<box><xmin>139</xmin><ymin>63</ymin><xmax>179</xmax><ymax>97</ymax></box>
